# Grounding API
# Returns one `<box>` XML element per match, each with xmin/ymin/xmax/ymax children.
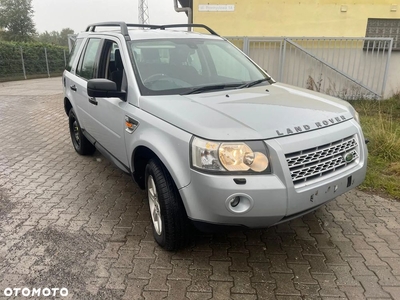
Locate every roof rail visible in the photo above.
<box><xmin>85</xmin><ymin>22</ymin><xmax>219</xmax><ymax>40</ymax></box>
<box><xmin>86</xmin><ymin>22</ymin><xmax>131</xmax><ymax>40</ymax></box>
<box><xmin>157</xmin><ymin>24</ymin><xmax>219</xmax><ymax>36</ymax></box>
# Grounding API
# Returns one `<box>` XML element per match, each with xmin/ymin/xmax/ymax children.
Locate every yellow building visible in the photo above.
<box><xmin>179</xmin><ymin>0</ymin><xmax>400</xmax><ymax>38</ymax></box>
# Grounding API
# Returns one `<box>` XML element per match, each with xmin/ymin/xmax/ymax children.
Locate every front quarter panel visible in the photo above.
<box><xmin>125</xmin><ymin>104</ymin><xmax>193</xmax><ymax>189</ymax></box>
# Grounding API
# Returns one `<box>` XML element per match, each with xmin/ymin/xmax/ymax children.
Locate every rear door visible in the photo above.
<box><xmin>64</xmin><ymin>37</ymin><xmax>85</xmax><ymax>119</ymax></box>
<box><xmin>73</xmin><ymin>38</ymin><xmax>103</xmax><ymax>131</ymax></box>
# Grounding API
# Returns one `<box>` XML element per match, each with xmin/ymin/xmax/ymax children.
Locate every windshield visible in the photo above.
<box><xmin>128</xmin><ymin>38</ymin><xmax>272</xmax><ymax>95</ymax></box>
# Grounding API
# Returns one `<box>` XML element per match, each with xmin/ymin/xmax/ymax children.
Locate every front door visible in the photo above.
<box><xmin>83</xmin><ymin>39</ymin><xmax>130</xmax><ymax>168</ymax></box>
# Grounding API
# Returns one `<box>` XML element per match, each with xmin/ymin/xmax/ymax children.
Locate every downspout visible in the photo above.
<box><xmin>173</xmin><ymin>0</ymin><xmax>193</xmax><ymax>30</ymax></box>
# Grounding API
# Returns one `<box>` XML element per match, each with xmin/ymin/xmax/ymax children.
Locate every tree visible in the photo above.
<box><xmin>60</xmin><ymin>28</ymin><xmax>74</xmax><ymax>47</ymax></box>
<box><xmin>37</xmin><ymin>28</ymin><xmax>74</xmax><ymax>47</ymax></box>
<box><xmin>37</xmin><ymin>31</ymin><xmax>60</xmax><ymax>45</ymax></box>
<box><xmin>0</xmin><ymin>0</ymin><xmax>36</xmax><ymax>42</ymax></box>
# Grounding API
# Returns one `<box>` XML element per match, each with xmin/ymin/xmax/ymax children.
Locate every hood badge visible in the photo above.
<box><xmin>343</xmin><ymin>152</ymin><xmax>354</xmax><ymax>163</ymax></box>
<box><xmin>276</xmin><ymin>115</ymin><xmax>347</xmax><ymax>136</ymax></box>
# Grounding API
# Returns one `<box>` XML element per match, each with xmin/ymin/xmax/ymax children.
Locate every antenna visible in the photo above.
<box><xmin>138</xmin><ymin>0</ymin><xmax>150</xmax><ymax>24</ymax></box>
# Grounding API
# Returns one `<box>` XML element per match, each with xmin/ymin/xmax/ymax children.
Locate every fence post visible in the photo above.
<box><xmin>20</xmin><ymin>46</ymin><xmax>27</xmax><ymax>80</ymax></box>
<box><xmin>381</xmin><ymin>38</ymin><xmax>393</xmax><ymax>98</ymax></box>
<box><xmin>44</xmin><ymin>47</ymin><xmax>50</xmax><ymax>78</ymax></box>
<box><xmin>63</xmin><ymin>49</ymin><xmax>67</xmax><ymax>67</ymax></box>
<box><xmin>278</xmin><ymin>40</ymin><xmax>283</xmax><ymax>81</ymax></box>
<box><xmin>243</xmin><ymin>37</ymin><xmax>249</xmax><ymax>55</ymax></box>
<box><xmin>279</xmin><ymin>39</ymin><xmax>287</xmax><ymax>82</ymax></box>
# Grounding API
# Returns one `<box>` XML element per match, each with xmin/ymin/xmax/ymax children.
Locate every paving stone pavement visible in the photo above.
<box><xmin>1</xmin><ymin>78</ymin><xmax>400</xmax><ymax>300</ymax></box>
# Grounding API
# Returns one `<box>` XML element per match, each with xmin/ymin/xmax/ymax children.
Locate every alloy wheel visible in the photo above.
<box><xmin>147</xmin><ymin>175</ymin><xmax>162</xmax><ymax>235</ymax></box>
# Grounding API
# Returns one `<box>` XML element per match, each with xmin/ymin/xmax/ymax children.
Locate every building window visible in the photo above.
<box><xmin>366</xmin><ymin>18</ymin><xmax>400</xmax><ymax>51</ymax></box>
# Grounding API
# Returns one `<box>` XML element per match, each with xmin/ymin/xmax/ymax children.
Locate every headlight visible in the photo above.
<box><xmin>354</xmin><ymin>111</ymin><xmax>360</xmax><ymax>124</ymax></box>
<box><xmin>191</xmin><ymin>137</ymin><xmax>270</xmax><ymax>173</ymax></box>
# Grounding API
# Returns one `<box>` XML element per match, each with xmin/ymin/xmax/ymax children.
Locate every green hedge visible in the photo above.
<box><xmin>0</xmin><ymin>41</ymin><xmax>68</xmax><ymax>80</ymax></box>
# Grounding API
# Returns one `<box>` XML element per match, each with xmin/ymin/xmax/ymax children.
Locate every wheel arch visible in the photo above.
<box><xmin>64</xmin><ymin>97</ymin><xmax>72</xmax><ymax>116</ymax></box>
<box><xmin>125</xmin><ymin>114</ymin><xmax>192</xmax><ymax>192</ymax></box>
<box><xmin>131</xmin><ymin>145</ymin><xmax>157</xmax><ymax>189</ymax></box>
<box><xmin>130</xmin><ymin>141</ymin><xmax>191</xmax><ymax>191</ymax></box>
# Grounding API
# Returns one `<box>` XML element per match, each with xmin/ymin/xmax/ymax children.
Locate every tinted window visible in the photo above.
<box><xmin>76</xmin><ymin>39</ymin><xmax>101</xmax><ymax>80</ymax></box>
<box><xmin>97</xmin><ymin>40</ymin><xmax>127</xmax><ymax>91</ymax></box>
<box><xmin>97</xmin><ymin>41</ymin><xmax>120</xmax><ymax>80</ymax></box>
<box><xmin>66</xmin><ymin>38</ymin><xmax>83</xmax><ymax>72</ymax></box>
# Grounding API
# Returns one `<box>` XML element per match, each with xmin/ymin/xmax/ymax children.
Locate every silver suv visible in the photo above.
<box><xmin>63</xmin><ymin>22</ymin><xmax>368</xmax><ymax>250</ymax></box>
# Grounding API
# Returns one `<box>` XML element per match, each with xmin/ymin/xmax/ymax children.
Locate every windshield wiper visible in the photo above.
<box><xmin>235</xmin><ymin>77</ymin><xmax>272</xmax><ymax>89</ymax></box>
<box><xmin>181</xmin><ymin>83</ymin><xmax>241</xmax><ymax>95</ymax></box>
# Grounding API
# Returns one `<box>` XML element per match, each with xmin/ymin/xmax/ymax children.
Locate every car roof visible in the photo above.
<box><xmin>128</xmin><ymin>29</ymin><xmax>223</xmax><ymax>41</ymax></box>
<box><xmin>77</xmin><ymin>22</ymin><xmax>224</xmax><ymax>41</ymax></box>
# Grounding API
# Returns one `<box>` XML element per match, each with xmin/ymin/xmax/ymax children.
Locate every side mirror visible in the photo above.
<box><xmin>87</xmin><ymin>79</ymin><xmax>126</xmax><ymax>100</ymax></box>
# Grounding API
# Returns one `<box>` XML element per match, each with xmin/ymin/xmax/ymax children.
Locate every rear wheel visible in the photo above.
<box><xmin>145</xmin><ymin>158</ymin><xmax>189</xmax><ymax>251</ymax></box>
<box><xmin>69</xmin><ymin>108</ymin><xmax>95</xmax><ymax>155</ymax></box>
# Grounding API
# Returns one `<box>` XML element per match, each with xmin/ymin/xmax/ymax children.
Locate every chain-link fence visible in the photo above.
<box><xmin>0</xmin><ymin>45</ymin><xmax>67</xmax><ymax>81</ymax></box>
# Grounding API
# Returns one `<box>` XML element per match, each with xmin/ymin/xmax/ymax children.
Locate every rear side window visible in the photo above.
<box><xmin>66</xmin><ymin>38</ymin><xmax>83</xmax><ymax>72</ymax></box>
<box><xmin>76</xmin><ymin>38</ymin><xmax>101</xmax><ymax>80</ymax></box>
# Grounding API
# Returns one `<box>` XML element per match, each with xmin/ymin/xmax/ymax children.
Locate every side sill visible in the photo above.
<box><xmin>82</xmin><ymin>130</ymin><xmax>131</xmax><ymax>174</ymax></box>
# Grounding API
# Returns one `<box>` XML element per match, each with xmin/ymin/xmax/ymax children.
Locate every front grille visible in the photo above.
<box><xmin>285</xmin><ymin>136</ymin><xmax>359</xmax><ymax>186</ymax></box>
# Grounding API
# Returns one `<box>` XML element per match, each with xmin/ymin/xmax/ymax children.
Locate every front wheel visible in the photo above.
<box><xmin>68</xmin><ymin>108</ymin><xmax>95</xmax><ymax>155</ymax></box>
<box><xmin>145</xmin><ymin>159</ymin><xmax>189</xmax><ymax>251</ymax></box>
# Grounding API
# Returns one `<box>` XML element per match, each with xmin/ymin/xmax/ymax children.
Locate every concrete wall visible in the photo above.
<box><xmin>386</xmin><ymin>52</ymin><xmax>400</xmax><ymax>97</ymax></box>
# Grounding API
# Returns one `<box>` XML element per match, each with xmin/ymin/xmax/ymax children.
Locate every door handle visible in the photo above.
<box><xmin>70</xmin><ymin>85</ymin><xmax>77</xmax><ymax>91</ymax></box>
<box><xmin>88</xmin><ymin>97</ymin><xmax>98</xmax><ymax>105</ymax></box>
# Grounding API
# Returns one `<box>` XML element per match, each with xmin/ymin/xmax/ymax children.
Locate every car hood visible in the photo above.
<box><xmin>139</xmin><ymin>83</ymin><xmax>355</xmax><ymax>140</ymax></box>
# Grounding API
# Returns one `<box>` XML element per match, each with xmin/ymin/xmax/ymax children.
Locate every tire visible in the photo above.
<box><xmin>145</xmin><ymin>158</ymin><xmax>189</xmax><ymax>251</ymax></box>
<box><xmin>69</xmin><ymin>108</ymin><xmax>95</xmax><ymax>155</ymax></box>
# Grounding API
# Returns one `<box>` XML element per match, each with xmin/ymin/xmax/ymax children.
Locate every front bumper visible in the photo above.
<box><xmin>179</xmin><ymin>120</ymin><xmax>368</xmax><ymax>229</ymax></box>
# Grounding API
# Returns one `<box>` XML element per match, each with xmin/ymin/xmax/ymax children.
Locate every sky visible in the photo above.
<box><xmin>32</xmin><ymin>0</ymin><xmax>188</xmax><ymax>33</ymax></box>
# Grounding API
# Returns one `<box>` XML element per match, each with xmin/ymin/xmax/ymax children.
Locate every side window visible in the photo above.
<box><xmin>97</xmin><ymin>40</ymin><xmax>126</xmax><ymax>91</ymax></box>
<box><xmin>110</xmin><ymin>43</ymin><xmax>118</xmax><ymax>60</ymax></box>
<box><xmin>107</xmin><ymin>43</ymin><xmax>121</xmax><ymax>79</ymax></box>
<box><xmin>76</xmin><ymin>38</ymin><xmax>101</xmax><ymax>80</ymax></box>
<box><xmin>66</xmin><ymin>38</ymin><xmax>83</xmax><ymax>72</ymax></box>
<box><xmin>159</xmin><ymin>49</ymin><xmax>169</xmax><ymax>63</ymax></box>
<box><xmin>206</xmin><ymin>44</ymin><xmax>250</xmax><ymax>81</ymax></box>
<box><xmin>188</xmin><ymin>51</ymin><xmax>202</xmax><ymax>75</ymax></box>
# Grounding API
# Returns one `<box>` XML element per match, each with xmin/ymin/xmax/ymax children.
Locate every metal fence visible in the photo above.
<box><xmin>15</xmin><ymin>35</ymin><xmax>393</xmax><ymax>99</ymax></box>
<box><xmin>228</xmin><ymin>37</ymin><xmax>393</xmax><ymax>100</ymax></box>
<box><xmin>0</xmin><ymin>46</ymin><xmax>68</xmax><ymax>81</ymax></box>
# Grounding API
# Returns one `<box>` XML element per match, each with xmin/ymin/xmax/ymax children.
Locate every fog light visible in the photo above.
<box><xmin>225</xmin><ymin>194</ymin><xmax>254</xmax><ymax>214</ymax></box>
<box><xmin>230</xmin><ymin>196</ymin><xmax>240</xmax><ymax>207</ymax></box>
